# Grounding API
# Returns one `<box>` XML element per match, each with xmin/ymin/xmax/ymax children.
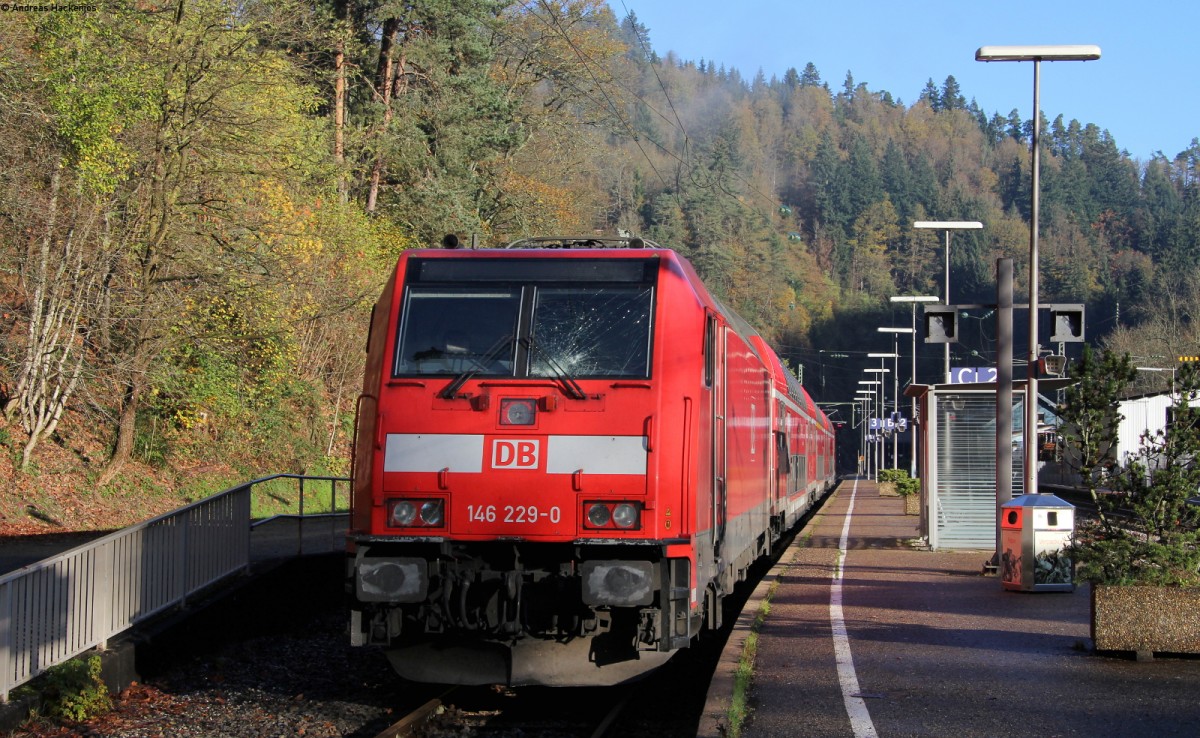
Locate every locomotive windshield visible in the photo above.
<box><xmin>394</xmin><ymin>258</ymin><xmax>656</xmax><ymax>379</ymax></box>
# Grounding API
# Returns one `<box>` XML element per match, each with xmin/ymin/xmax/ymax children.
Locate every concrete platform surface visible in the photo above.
<box><xmin>700</xmin><ymin>477</ymin><xmax>1200</xmax><ymax>738</ymax></box>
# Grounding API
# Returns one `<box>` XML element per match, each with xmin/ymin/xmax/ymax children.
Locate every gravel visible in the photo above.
<box><xmin>6</xmin><ymin>560</ymin><xmax>411</xmax><ymax>738</ymax></box>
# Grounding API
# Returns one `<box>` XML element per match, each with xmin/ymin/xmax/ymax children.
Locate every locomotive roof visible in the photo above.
<box><xmin>424</xmin><ymin>236</ymin><xmax>754</xmax><ymax>341</ymax></box>
<box><xmin>411</xmin><ymin>238</ymin><xmax>826</xmax><ymax>425</ymax></box>
<box><xmin>503</xmin><ymin>235</ymin><xmax>663</xmax><ymax>250</ymax></box>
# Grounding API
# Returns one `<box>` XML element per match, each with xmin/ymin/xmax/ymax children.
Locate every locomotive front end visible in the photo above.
<box><xmin>348</xmin><ymin>247</ymin><xmax>700</xmax><ymax>686</ymax></box>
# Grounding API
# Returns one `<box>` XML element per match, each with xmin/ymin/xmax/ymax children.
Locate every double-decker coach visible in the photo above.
<box><xmin>348</xmin><ymin>236</ymin><xmax>835</xmax><ymax>686</ymax></box>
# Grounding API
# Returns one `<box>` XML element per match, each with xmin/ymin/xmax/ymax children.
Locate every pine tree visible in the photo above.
<box><xmin>1006</xmin><ymin>109</ymin><xmax>1024</xmax><ymax>142</ymax></box>
<box><xmin>783</xmin><ymin>66</ymin><xmax>800</xmax><ymax>89</ymax></box>
<box><xmin>940</xmin><ymin>75</ymin><xmax>965</xmax><ymax>111</ymax></box>
<box><xmin>799</xmin><ymin>62</ymin><xmax>821</xmax><ymax>87</ymax></box>
<box><xmin>920</xmin><ymin>78</ymin><xmax>941</xmax><ymax>110</ymax></box>
<box><xmin>846</xmin><ymin>136</ymin><xmax>883</xmax><ymax>221</ymax></box>
<box><xmin>881</xmin><ymin>140</ymin><xmax>914</xmax><ymax>220</ymax></box>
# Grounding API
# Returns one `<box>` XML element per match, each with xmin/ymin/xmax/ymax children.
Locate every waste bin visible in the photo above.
<box><xmin>999</xmin><ymin>494</ymin><xmax>1075</xmax><ymax>592</ymax></box>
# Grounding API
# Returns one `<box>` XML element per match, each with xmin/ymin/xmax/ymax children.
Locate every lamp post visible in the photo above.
<box><xmin>858</xmin><ymin>379</ymin><xmax>881</xmax><ymax>478</ymax></box>
<box><xmin>890</xmin><ymin>296</ymin><xmax>939</xmax><ymax>476</ymax></box>
<box><xmin>864</xmin><ymin>368</ymin><xmax>889</xmax><ymax>446</ymax></box>
<box><xmin>914</xmin><ymin>221</ymin><xmax>982</xmax><ymax>384</ymax></box>
<box><xmin>856</xmin><ymin>389</ymin><xmax>876</xmax><ymax>478</ymax></box>
<box><xmin>977</xmin><ymin>44</ymin><xmax>1100</xmax><ymax>497</ymax></box>
<box><xmin>868</xmin><ymin>355</ymin><xmax>898</xmax><ymax>471</ymax></box>
<box><xmin>878</xmin><ymin>329</ymin><xmax>913</xmax><ymax>469</ymax></box>
<box><xmin>853</xmin><ymin>392</ymin><xmax>866</xmax><ymax>476</ymax></box>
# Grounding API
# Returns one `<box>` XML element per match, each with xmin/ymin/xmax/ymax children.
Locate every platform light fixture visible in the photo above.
<box><xmin>891</xmin><ymin>296</ymin><xmax>939</xmax><ymax>477</ymax></box>
<box><xmin>914</xmin><ymin>221</ymin><xmax>982</xmax><ymax>384</ymax></box>
<box><xmin>977</xmin><ymin>43</ymin><xmax>1100</xmax><ymax>499</ymax></box>
<box><xmin>878</xmin><ymin>329</ymin><xmax>914</xmax><ymax>469</ymax></box>
<box><xmin>855</xmin><ymin>390</ymin><xmax>876</xmax><ymax>477</ymax></box>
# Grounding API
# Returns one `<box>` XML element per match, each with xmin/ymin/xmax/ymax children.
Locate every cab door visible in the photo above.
<box><xmin>709</xmin><ymin>315</ymin><xmax>727</xmax><ymax>557</ymax></box>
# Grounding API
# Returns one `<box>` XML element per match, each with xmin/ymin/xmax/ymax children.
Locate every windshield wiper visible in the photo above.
<box><xmin>438</xmin><ymin>335</ymin><xmax>515</xmax><ymax>399</ymax></box>
<box><xmin>522</xmin><ymin>337</ymin><xmax>587</xmax><ymax>400</ymax></box>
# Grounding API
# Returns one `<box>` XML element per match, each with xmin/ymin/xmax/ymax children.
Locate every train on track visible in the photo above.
<box><xmin>347</xmin><ymin>236</ymin><xmax>837</xmax><ymax>686</ymax></box>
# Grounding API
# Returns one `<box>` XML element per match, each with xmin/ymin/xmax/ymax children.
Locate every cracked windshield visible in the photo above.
<box><xmin>395</xmin><ymin>284</ymin><xmax>653</xmax><ymax>379</ymax></box>
<box><xmin>529</xmin><ymin>287</ymin><xmax>653</xmax><ymax>378</ymax></box>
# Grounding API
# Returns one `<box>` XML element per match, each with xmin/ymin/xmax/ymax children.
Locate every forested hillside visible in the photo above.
<box><xmin>1</xmin><ymin>1</ymin><xmax>1197</xmax><ymax>531</ymax></box>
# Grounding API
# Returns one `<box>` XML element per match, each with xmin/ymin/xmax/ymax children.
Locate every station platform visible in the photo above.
<box><xmin>699</xmin><ymin>477</ymin><xmax>1200</xmax><ymax>738</ymax></box>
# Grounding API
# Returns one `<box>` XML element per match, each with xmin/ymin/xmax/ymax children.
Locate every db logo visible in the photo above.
<box><xmin>492</xmin><ymin>439</ymin><xmax>540</xmax><ymax>469</ymax></box>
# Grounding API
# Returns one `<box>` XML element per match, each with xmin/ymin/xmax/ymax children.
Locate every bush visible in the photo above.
<box><xmin>878</xmin><ymin>468</ymin><xmax>919</xmax><ymax>496</ymax></box>
<box><xmin>40</xmin><ymin>655</ymin><xmax>112</xmax><ymax>722</ymax></box>
<box><xmin>1063</xmin><ymin>352</ymin><xmax>1200</xmax><ymax>587</ymax></box>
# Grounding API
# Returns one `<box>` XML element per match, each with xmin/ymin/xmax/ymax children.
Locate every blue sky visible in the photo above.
<box><xmin>609</xmin><ymin>0</ymin><xmax>1197</xmax><ymax>162</ymax></box>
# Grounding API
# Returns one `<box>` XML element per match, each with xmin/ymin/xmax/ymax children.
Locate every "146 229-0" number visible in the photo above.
<box><xmin>466</xmin><ymin>504</ymin><xmax>561</xmax><ymax>524</ymax></box>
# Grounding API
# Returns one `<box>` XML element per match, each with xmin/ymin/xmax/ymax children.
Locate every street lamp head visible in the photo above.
<box><xmin>868</xmin><ymin>353</ymin><xmax>899</xmax><ymax>359</ymax></box>
<box><xmin>976</xmin><ymin>45</ymin><xmax>1101</xmax><ymax>62</ymax></box>
<box><xmin>878</xmin><ymin>327</ymin><xmax>915</xmax><ymax>334</ymax></box>
<box><xmin>891</xmin><ymin>295</ymin><xmax>940</xmax><ymax>303</ymax></box>
<box><xmin>913</xmin><ymin>221</ymin><xmax>982</xmax><ymax>230</ymax></box>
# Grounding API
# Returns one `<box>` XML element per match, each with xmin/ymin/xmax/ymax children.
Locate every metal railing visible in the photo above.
<box><xmin>0</xmin><ymin>473</ymin><xmax>349</xmax><ymax>701</ymax></box>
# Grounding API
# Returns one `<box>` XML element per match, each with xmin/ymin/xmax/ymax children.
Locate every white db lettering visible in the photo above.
<box><xmin>492</xmin><ymin>439</ymin><xmax>539</xmax><ymax>469</ymax></box>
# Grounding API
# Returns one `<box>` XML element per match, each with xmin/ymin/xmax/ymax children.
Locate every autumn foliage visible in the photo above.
<box><xmin>0</xmin><ymin>1</ymin><xmax>1197</xmax><ymax>532</ymax></box>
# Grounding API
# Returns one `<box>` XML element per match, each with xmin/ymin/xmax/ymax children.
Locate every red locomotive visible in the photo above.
<box><xmin>348</xmin><ymin>236</ymin><xmax>836</xmax><ymax>686</ymax></box>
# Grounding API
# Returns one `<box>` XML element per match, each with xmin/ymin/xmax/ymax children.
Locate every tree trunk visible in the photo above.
<box><xmin>96</xmin><ymin>365</ymin><xmax>144</xmax><ymax>488</ymax></box>
<box><xmin>6</xmin><ymin>164</ymin><xmax>106</xmax><ymax>469</ymax></box>
<box><xmin>366</xmin><ymin>18</ymin><xmax>401</xmax><ymax>214</ymax></box>
<box><xmin>334</xmin><ymin>0</ymin><xmax>349</xmax><ymax>201</ymax></box>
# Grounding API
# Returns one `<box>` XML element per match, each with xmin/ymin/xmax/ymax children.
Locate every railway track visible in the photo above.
<box><xmin>370</xmin><ymin>678</ymin><xmax>684</xmax><ymax>737</ymax></box>
<box><xmin>372</xmin><ymin>693</ymin><xmax>451</xmax><ymax>738</ymax></box>
<box><xmin>368</xmin><ymin>496</ymin><xmax>829</xmax><ymax>738</ymax></box>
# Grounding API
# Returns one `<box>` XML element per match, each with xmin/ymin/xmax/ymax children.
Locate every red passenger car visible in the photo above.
<box><xmin>348</xmin><ymin>236</ymin><xmax>835</xmax><ymax>686</ymax></box>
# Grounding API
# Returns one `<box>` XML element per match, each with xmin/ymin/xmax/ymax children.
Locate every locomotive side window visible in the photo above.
<box><xmin>704</xmin><ymin>315</ymin><xmax>715</xmax><ymax>388</ymax></box>
<box><xmin>529</xmin><ymin>287</ymin><xmax>653</xmax><ymax>378</ymax></box>
<box><xmin>394</xmin><ymin>288</ymin><xmax>522</xmax><ymax>375</ymax></box>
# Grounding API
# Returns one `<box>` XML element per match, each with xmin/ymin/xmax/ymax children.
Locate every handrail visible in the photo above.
<box><xmin>0</xmin><ymin>473</ymin><xmax>349</xmax><ymax>702</ymax></box>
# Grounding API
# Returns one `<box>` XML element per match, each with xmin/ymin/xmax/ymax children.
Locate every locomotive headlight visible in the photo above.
<box><xmin>500</xmin><ymin>398</ymin><xmax>537</xmax><ymax>426</ymax></box>
<box><xmin>420</xmin><ymin>500</ymin><xmax>444</xmax><ymax>526</ymax></box>
<box><xmin>390</xmin><ymin>500</ymin><xmax>417</xmax><ymax>527</ymax></box>
<box><xmin>612</xmin><ymin>503</ymin><xmax>640</xmax><ymax>529</ymax></box>
<box><xmin>584</xmin><ymin>501</ymin><xmax>642</xmax><ymax>530</ymax></box>
<box><xmin>586</xmin><ymin>503</ymin><xmax>611</xmax><ymax>527</ymax></box>
<box><xmin>386</xmin><ymin>498</ymin><xmax>446</xmax><ymax>528</ymax></box>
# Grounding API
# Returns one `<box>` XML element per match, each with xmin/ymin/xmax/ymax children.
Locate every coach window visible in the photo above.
<box><xmin>775</xmin><ymin>432</ymin><xmax>791</xmax><ymax>474</ymax></box>
<box><xmin>528</xmin><ymin>286</ymin><xmax>653</xmax><ymax>378</ymax></box>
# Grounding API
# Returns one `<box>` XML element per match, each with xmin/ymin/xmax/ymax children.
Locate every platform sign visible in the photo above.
<box><xmin>950</xmin><ymin>367</ymin><xmax>997</xmax><ymax>384</ymax></box>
